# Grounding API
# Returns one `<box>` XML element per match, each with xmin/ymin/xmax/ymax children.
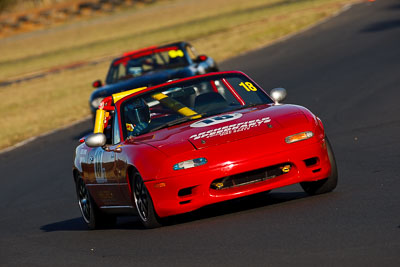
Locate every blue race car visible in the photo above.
<box><xmin>89</xmin><ymin>41</ymin><xmax>219</xmax><ymax>117</ymax></box>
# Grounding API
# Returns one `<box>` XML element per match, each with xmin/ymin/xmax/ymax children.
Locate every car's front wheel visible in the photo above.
<box><xmin>75</xmin><ymin>177</ymin><xmax>116</xmax><ymax>229</ymax></box>
<box><xmin>300</xmin><ymin>137</ymin><xmax>338</xmax><ymax>195</ymax></box>
<box><xmin>132</xmin><ymin>172</ymin><xmax>162</xmax><ymax>229</ymax></box>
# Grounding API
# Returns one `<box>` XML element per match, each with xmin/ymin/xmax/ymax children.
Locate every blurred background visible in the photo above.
<box><xmin>0</xmin><ymin>0</ymin><xmax>359</xmax><ymax>150</ymax></box>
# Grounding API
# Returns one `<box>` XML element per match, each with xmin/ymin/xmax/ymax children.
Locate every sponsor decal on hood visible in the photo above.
<box><xmin>189</xmin><ymin>117</ymin><xmax>271</xmax><ymax>140</ymax></box>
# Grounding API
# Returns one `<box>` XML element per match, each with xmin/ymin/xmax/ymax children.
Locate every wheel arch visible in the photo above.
<box><xmin>126</xmin><ymin>165</ymin><xmax>140</xmax><ymax>192</ymax></box>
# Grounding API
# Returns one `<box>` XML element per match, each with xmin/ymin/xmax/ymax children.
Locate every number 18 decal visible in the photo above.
<box><xmin>239</xmin><ymin>82</ymin><xmax>257</xmax><ymax>92</ymax></box>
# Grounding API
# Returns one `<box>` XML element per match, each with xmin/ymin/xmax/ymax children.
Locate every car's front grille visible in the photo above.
<box><xmin>210</xmin><ymin>163</ymin><xmax>291</xmax><ymax>190</ymax></box>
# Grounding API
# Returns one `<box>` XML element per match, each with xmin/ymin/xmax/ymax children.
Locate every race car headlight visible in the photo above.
<box><xmin>285</xmin><ymin>131</ymin><xmax>314</xmax><ymax>144</ymax></box>
<box><xmin>91</xmin><ymin>97</ymin><xmax>104</xmax><ymax>109</ymax></box>
<box><xmin>173</xmin><ymin>158</ymin><xmax>207</xmax><ymax>171</ymax></box>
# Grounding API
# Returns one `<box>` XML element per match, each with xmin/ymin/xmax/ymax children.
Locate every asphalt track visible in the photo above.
<box><xmin>1</xmin><ymin>0</ymin><xmax>400</xmax><ymax>266</ymax></box>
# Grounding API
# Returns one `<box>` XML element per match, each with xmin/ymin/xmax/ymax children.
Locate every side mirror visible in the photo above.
<box><xmin>85</xmin><ymin>133</ymin><xmax>106</xmax><ymax>147</ymax></box>
<box><xmin>92</xmin><ymin>80</ymin><xmax>103</xmax><ymax>88</ymax></box>
<box><xmin>270</xmin><ymin>88</ymin><xmax>287</xmax><ymax>105</ymax></box>
<box><xmin>196</xmin><ymin>55</ymin><xmax>208</xmax><ymax>62</ymax></box>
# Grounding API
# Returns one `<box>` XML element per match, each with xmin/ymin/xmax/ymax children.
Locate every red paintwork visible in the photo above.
<box><xmin>92</xmin><ymin>80</ymin><xmax>102</xmax><ymax>88</ymax></box>
<box><xmin>99</xmin><ymin>96</ymin><xmax>114</xmax><ymax>111</ymax></box>
<box><xmin>114</xmin><ymin>45</ymin><xmax>179</xmax><ymax>66</ymax></box>
<box><xmin>122</xmin><ymin>45</ymin><xmax>157</xmax><ymax>57</ymax></box>
<box><xmin>198</xmin><ymin>55</ymin><xmax>208</xmax><ymax>61</ymax></box>
<box><xmin>73</xmin><ymin>71</ymin><xmax>332</xmax><ymax>218</ymax></box>
<box><xmin>210</xmin><ymin>80</ymin><xmax>218</xmax><ymax>93</ymax></box>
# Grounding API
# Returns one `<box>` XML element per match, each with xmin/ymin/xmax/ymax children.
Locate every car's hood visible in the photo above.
<box><xmin>133</xmin><ymin>104</ymin><xmax>310</xmax><ymax>156</ymax></box>
<box><xmin>91</xmin><ymin>67</ymin><xmax>194</xmax><ymax>99</ymax></box>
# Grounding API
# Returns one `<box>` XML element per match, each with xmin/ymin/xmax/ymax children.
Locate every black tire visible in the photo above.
<box><xmin>75</xmin><ymin>177</ymin><xmax>116</xmax><ymax>230</ymax></box>
<box><xmin>300</xmin><ymin>137</ymin><xmax>338</xmax><ymax>195</ymax></box>
<box><xmin>132</xmin><ymin>172</ymin><xmax>162</xmax><ymax>229</ymax></box>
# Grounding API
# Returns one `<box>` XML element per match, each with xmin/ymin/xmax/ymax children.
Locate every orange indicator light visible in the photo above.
<box><xmin>154</xmin><ymin>182</ymin><xmax>166</xmax><ymax>188</ymax></box>
<box><xmin>285</xmin><ymin>131</ymin><xmax>314</xmax><ymax>144</ymax></box>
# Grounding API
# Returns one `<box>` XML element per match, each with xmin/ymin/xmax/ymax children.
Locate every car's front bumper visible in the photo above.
<box><xmin>146</xmin><ymin>138</ymin><xmax>332</xmax><ymax>218</ymax></box>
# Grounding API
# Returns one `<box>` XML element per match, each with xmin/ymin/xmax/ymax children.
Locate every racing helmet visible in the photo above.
<box><xmin>125</xmin><ymin>98</ymin><xmax>150</xmax><ymax>126</ymax></box>
<box><xmin>126</xmin><ymin>59</ymin><xmax>143</xmax><ymax>77</ymax></box>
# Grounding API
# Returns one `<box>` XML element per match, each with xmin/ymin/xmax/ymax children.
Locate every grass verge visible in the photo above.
<box><xmin>0</xmin><ymin>0</ymin><xmax>360</xmax><ymax>150</ymax></box>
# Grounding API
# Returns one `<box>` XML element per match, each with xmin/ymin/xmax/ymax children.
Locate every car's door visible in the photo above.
<box><xmin>111</xmin><ymin>109</ymin><xmax>135</xmax><ymax>206</ymax></box>
<box><xmin>85</xmin><ymin>112</ymin><xmax>127</xmax><ymax>207</ymax></box>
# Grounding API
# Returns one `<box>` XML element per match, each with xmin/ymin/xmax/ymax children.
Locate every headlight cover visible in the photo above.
<box><xmin>173</xmin><ymin>158</ymin><xmax>207</xmax><ymax>170</ymax></box>
<box><xmin>285</xmin><ymin>131</ymin><xmax>314</xmax><ymax>144</ymax></box>
<box><xmin>91</xmin><ymin>97</ymin><xmax>104</xmax><ymax>109</ymax></box>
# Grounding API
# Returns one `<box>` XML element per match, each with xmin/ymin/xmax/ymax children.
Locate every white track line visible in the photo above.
<box><xmin>0</xmin><ymin>116</ymin><xmax>91</xmax><ymax>155</ymax></box>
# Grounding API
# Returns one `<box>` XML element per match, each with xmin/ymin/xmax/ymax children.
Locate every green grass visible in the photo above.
<box><xmin>0</xmin><ymin>0</ymin><xmax>360</xmax><ymax>150</ymax></box>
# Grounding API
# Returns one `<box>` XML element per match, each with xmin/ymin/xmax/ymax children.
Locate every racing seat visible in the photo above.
<box><xmin>194</xmin><ymin>92</ymin><xmax>229</xmax><ymax>113</ymax></box>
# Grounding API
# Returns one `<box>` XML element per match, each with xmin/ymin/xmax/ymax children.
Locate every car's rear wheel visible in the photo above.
<box><xmin>75</xmin><ymin>177</ymin><xmax>116</xmax><ymax>230</ymax></box>
<box><xmin>133</xmin><ymin>172</ymin><xmax>162</xmax><ymax>229</ymax></box>
<box><xmin>300</xmin><ymin>137</ymin><xmax>338</xmax><ymax>195</ymax></box>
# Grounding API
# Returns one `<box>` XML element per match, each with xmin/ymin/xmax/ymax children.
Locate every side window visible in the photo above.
<box><xmin>113</xmin><ymin>111</ymin><xmax>121</xmax><ymax>144</ymax></box>
<box><xmin>113</xmin><ymin>65</ymin><xmax>121</xmax><ymax>82</ymax></box>
<box><xmin>185</xmin><ymin>44</ymin><xmax>198</xmax><ymax>62</ymax></box>
<box><xmin>104</xmin><ymin>113</ymin><xmax>113</xmax><ymax>145</ymax></box>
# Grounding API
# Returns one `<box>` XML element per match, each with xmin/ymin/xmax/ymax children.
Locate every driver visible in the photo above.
<box><xmin>125</xmin><ymin>98</ymin><xmax>151</xmax><ymax>136</ymax></box>
<box><xmin>126</xmin><ymin>58</ymin><xmax>146</xmax><ymax>78</ymax></box>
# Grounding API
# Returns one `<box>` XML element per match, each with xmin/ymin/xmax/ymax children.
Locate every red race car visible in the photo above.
<box><xmin>73</xmin><ymin>71</ymin><xmax>337</xmax><ymax>229</ymax></box>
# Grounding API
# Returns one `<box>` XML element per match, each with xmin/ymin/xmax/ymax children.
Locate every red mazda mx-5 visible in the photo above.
<box><xmin>73</xmin><ymin>71</ymin><xmax>337</xmax><ymax>229</ymax></box>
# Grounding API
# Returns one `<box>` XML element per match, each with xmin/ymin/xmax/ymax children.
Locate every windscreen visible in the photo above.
<box><xmin>106</xmin><ymin>47</ymin><xmax>190</xmax><ymax>84</ymax></box>
<box><xmin>120</xmin><ymin>73</ymin><xmax>273</xmax><ymax>138</ymax></box>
